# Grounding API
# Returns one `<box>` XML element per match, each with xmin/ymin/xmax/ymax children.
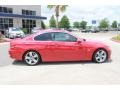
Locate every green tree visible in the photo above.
<box><xmin>99</xmin><ymin>18</ymin><xmax>109</xmax><ymax>28</ymax></box>
<box><xmin>80</xmin><ymin>21</ymin><xmax>87</xmax><ymax>29</ymax></box>
<box><xmin>59</xmin><ymin>15</ymin><xmax>70</xmax><ymax>29</ymax></box>
<box><xmin>111</xmin><ymin>21</ymin><xmax>118</xmax><ymax>28</ymax></box>
<box><xmin>47</xmin><ymin>5</ymin><xmax>68</xmax><ymax>29</ymax></box>
<box><xmin>73</xmin><ymin>22</ymin><xmax>80</xmax><ymax>28</ymax></box>
<box><xmin>41</xmin><ymin>21</ymin><xmax>46</xmax><ymax>29</ymax></box>
<box><xmin>49</xmin><ymin>15</ymin><xmax>56</xmax><ymax>28</ymax></box>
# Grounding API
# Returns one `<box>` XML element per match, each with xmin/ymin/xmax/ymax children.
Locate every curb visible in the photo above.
<box><xmin>111</xmin><ymin>38</ymin><xmax>120</xmax><ymax>43</ymax></box>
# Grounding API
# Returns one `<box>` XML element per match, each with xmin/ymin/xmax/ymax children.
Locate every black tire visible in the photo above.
<box><xmin>93</xmin><ymin>49</ymin><xmax>108</xmax><ymax>63</ymax></box>
<box><xmin>23</xmin><ymin>50</ymin><xmax>41</xmax><ymax>66</ymax></box>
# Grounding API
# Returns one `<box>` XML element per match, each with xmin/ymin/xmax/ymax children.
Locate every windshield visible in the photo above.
<box><xmin>10</xmin><ymin>28</ymin><xmax>20</xmax><ymax>31</ymax></box>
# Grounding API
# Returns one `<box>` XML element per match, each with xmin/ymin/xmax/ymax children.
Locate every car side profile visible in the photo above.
<box><xmin>9</xmin><ymin>30</ymin><xmax>111</xmax><ymax>66</ymax></box>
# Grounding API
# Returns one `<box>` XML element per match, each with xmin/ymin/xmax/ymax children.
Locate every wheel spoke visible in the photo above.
<box><xmin>25</xmin><ymin>56</ymin><xmax>31</xmax><ymax>60</ymax></box>
<box><xmin>32</xmin><ymin>58</ymin><xmax>38</xmax><ymax>63</ymax></box>
<box><xmin>29</xmin><ymin>59</ymin><xmax>33</xmax><ymax>64</ymax></box>
<box><xmin>29</xmin><ymin>52</ymin><xmax>33</xmax><ymax>57</ymax></box>
<box><xmin>33</xmin><ymin>54</ymin><xmax>38</xmax><ymax>58</ymax></box>
<box><xmin>96</xmin><ymin>56</ymin><xmax>100</xmax><ymax>60</ymax></box>
<box><xmin>101</xmin><ymin>50</ymin><xmax>105</xmax><ymax>55</ymax></box>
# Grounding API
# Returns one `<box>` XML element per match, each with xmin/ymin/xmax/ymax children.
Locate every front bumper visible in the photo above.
<box><xmin>9</xmin><ymin>34</ymin><xmax>24</xmax><ymax>38</ymax></box>
<box><xmin>107</xmin><ymin>47</ymin><xmax>112</xmax><ymax>61</ymax></box>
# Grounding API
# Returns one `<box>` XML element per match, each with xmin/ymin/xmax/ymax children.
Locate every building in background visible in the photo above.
<box><xmin>0</xmin><ymin>5</ymin><xmax>47</xmax><ymax>34</ymax></box>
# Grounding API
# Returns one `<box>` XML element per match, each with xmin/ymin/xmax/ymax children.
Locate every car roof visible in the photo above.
<box><xmin>37</xmin><ymin>29</ymin><xmax>69</xmax><ymax>33</ymax></box>
<box><xmin>23</xmin><ymin>29</ymin><xmax>78</xmax><ymax>40</ymax></box>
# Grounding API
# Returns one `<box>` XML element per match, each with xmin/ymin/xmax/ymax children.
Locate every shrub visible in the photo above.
<box><xmin>112</xmin><ymin>34</ymin><xmax>120</xmax><ymax>41</ymax></box>
<box><xmin>0</xmin><ymin>31</ymin><xmax>4</xmax><ymax>40</ymax></box>
<box><xmin>21</xmin><ymin>28</ymin><xmax>28</xmax><ymax>34</ymax></box>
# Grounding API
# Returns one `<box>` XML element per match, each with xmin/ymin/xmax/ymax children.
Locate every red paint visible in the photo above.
<box><xmin>9</xmin><ymin>30</ymin><xmax>111</xmax><ymax>62</ymax></box>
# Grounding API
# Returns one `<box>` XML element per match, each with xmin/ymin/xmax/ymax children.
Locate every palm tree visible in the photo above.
<box><xmin>47</xmin><ymin>5</ymin><xmax>68</xmax><ymax>29</ymax></box>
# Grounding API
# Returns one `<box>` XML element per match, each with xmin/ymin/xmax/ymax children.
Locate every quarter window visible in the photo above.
<box><xmin>34</xmin><ymin>33</ymin><xmax>52</xmax><ymax>41</ymax></box>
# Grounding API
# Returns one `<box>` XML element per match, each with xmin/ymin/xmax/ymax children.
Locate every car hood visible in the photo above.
<box><xmin>82</xmin><ymin>39</ymin><xmax>109</xmax><ymax>48</ymax></box>
<box><xmin>10</xmin><ymin>31</ymin><xmax>24</xmax><ymax>34</ymax></box>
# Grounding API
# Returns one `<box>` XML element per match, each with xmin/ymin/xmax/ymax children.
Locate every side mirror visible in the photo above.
<box><xmin>77</xmin><ymin>38</ymin><xmax>86</xmax><ymax>44</ymax></box>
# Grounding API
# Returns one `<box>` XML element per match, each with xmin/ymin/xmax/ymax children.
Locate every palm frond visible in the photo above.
<box><xmin>47</xmin><ymin>5</ymin><xmax>55</xmax><ymax>10</ymax></box>
<box><xmin>60</xmin><ymin>5</ymin><xmax>68</xmax><ymax>12</ymax></box>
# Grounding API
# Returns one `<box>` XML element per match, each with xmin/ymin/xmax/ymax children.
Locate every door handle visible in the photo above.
<box><xmin>54</xmin><ymin>44</ymin><xmax>59</xmax><ymax>47</ymax></box>
<box><xmin>49</xmin><ymin>44</ymin><xmax>59</xmax><ymax>47</ymax></box>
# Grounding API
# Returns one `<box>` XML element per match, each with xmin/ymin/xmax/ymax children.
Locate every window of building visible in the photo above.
<box><xmin>22</xmin><ymin>9</ymin><xmax>36</xmax><ymax>16</ymax></box>
<box><xmin>32</xmin><ymin>11</ymin><xmax>36</xmax><ymax>16</ymax></box>
<box><xmin>0</xmin><ymin>18</ymin><xmax>13</xmax><ymax>30</ymax></box>
<box><xmin>0</xmin><ymin>7</ymin><xmax>2</xmax><ymax>12</ymax></box>
<box><xmin>0</xmin><ymin>6</ymin><xmax>13</xmax><ymax>13</ymax></box>
<box><xmin>8</xmin><ymin>8</ymin><xmax>12</xmax><ymax>13</ymax></box>
<box><xmin>4</xmin><ymin>7</ymin><xmax>7</xmax><ymax>13</ymax></box>
<box><xmin>22</xmin><ymin>19</ymin><xmax>36</xmax><ymax>33</ymax></box>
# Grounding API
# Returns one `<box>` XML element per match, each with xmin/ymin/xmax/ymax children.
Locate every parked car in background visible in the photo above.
<box><xmin>99</xmin><ymin>28</ymin><xmax>108</xmax><ymax>32</ymax></box>
<box><xmin>90</xmin><ymin>29</ymin><xmax>100</xmax><ymax>33</ymax></box>
<box><xmin>60</xmin><ymin>28</ymin><xmax>73</xmax><ymax>32</ymax></box>
<box><xmin>65</xmin><ymin>29</ymin><xmax>73</xmax><ymax>32</ymax></box>
<box><xmin>31</xmin><ymin>27</ymin><xmax>41</xmax><ymax>33</ymax></box>
<box><xmin>5</xmin><ymin>27</ymin><xmax>25</xmax><ymax>39</ymax></box>
<box><xmin>118</xmin><ymin>28</ymin><xmax>120</xmax><ymax>31</ymax></box>
<box><xmin>81</xmin><ymin>29</ymin><xmax>90</xmax><ymax>33</ymax></box>
<box><xmin>72</xmin><ymin>28</ymin><xmax>80</xmax><ymax>32</ymax></box>
<box><xmin>9</xmin><ymin>30</ymin><xmax>111</xmax><ymax>66</ymax></box>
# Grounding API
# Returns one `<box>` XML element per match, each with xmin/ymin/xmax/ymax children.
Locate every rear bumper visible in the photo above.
<box><xmin>9</xmin><ymin>49</ymin><xmax>23</xmax><ymax>60</ymax></box>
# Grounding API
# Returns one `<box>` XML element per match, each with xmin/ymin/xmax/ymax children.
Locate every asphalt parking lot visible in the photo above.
<box><xmin>0</xmin><ymin>31</ymin><xmax>120</xmax><ymax>84</ymax></box>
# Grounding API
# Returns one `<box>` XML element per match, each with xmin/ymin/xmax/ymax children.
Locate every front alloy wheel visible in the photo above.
<box><xmin>24</xmin><ymin>51</ymin><xmax>40</xmax><ymax>65</ymax></box>
<box><xmin>93</xmin><ymin>49</ymin><xmax>108</xmax><ymax>63</ymax></box>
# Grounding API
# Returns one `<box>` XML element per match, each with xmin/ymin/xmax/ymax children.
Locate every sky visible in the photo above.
<box><xmin>41</xmin><ymin>5</ymin><xmax>120</xmax><ymax>26</ymax></box>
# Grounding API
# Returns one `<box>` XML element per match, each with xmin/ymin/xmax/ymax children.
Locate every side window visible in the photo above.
<box><xmin>34</xmin><ymin>33</ymin><xmax>52</xmax><ymax>41</ymax></box>
<box><xmin>53</xmin><ymin>32</ymin><xmax>77</xmax><ymax>42</ymax></box>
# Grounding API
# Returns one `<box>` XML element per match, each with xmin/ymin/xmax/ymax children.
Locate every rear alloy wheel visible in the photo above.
<box><xmin>93</xmin><ymin>49</ymin><xmax>108</xmax><ymax>63</ymax></box>
<box><xmin>24</xmin><ymin>51</ymin><xmax>40</xmax><ymax>66</ymax></box>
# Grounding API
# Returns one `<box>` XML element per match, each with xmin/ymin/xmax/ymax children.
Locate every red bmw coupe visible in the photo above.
<box><xmin>9</xmin><ymin>30</ymin><xmax>111</xmax><ymax>65</ymax></box>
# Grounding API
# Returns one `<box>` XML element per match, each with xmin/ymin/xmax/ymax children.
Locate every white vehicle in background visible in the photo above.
<box><xmin>31</xmin><ymin>27</ymin><xmax>41</xmax><ymax>33</ymax></box>
<box><xmin>5</xmin><ymin>27</ymin><xmax>25</xmax><ymax>39</ymax></box>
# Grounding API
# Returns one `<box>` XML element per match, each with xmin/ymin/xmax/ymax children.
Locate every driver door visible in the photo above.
<box><xmin>52</xmin><ymin>32</ymin><xmax>84</xmax><ymax>61</ymax></box>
